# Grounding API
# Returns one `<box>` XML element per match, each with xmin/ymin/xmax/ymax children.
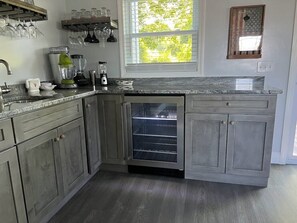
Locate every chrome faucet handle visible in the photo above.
<box><xmin>1</xmin><ymin>82</ymin><xmax>11</xmax><ymax>94</ymax></box>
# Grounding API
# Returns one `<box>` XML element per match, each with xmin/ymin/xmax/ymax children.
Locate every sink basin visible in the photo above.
<box><xmin>3</xmin><ymin>97</ymin><xmax>52</xmax><ymax>107</ymax></box>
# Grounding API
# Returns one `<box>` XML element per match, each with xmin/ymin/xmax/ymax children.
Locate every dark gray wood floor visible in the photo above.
<box><xmin>49</xmin><ymin>165</ymin><xmax>297</xmax><ymax>223</ymax></box>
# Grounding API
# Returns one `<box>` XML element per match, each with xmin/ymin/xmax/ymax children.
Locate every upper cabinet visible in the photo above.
<box><xmin>0</xmin><ymin>0</ymin><xmax>47</xmax><ymax>21</ymax></box>
<box><xmin>61</xmin><ymin>17</ymin><xmax>118</xmax><ymax>32</ymax></box>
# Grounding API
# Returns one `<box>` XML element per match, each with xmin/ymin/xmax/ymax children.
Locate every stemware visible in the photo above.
<box><xmin>107</xmin><ymin>30</ymin><xmax>117</xmax><ymax>42</ymax></box>
<box><xmin>3</xmin><ymin>16</ymin><xmax>17</xmax><ymax>37</ymax></box>
<box><xmin>28</xmin><ymin>20</ymin><xmax>37</xmax><ymax>38</ymax></box>
<box><xmin>84</xmin><ymin>30</ymin><xmax>92</xmax><ymax>43</ymax></box>
<box><xmin>90</xmin><ymin>30</ymin><xmax>99</xmax><ymax>43</ymax></box>
<box><xmin>99</xmin><ymin>28</ymin><xmax>109</xmax><ymax>47</ymax></box>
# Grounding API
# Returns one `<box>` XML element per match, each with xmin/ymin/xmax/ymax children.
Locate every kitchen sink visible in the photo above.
<box><xmin>3</xmin><ymin>97</ymin><xmax>53</xmax><ymax>107</ymax></box>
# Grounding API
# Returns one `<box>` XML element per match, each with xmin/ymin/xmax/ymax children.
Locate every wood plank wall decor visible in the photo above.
<box><xmin>227</xmin><ymin>5</ymin><xmax>265</xmax><ymax>59</ymax></box>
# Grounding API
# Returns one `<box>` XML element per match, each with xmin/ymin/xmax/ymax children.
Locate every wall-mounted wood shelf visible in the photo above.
<box><xmin>61</xmin><ymin>17</ymin><xmax>118</xmax><ymax>32</ymax></box>
<box><xmin>0</xmin><ymin>0</ymin><xmax>47</xmax><ymax>21</ymax></box>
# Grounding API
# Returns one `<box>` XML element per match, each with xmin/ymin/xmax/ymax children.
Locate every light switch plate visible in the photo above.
<box><xmin>257</xmin><ymin>62</ymin><xmax>273</xmax><ymax>73</ymax></box>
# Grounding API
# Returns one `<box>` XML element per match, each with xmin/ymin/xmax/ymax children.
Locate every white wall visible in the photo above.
<box><xmin>0</xmin><ymin>0</ymin><xmax>67</xmax><ymax>84</ymax></box>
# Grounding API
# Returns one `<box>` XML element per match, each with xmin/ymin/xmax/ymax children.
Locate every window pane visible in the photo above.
<box><xmin>132</xmin><ymin>35</ymin><xmax>193</xmax><ymax>63</ymax></box>
<box><xmin>132</xmin><ymin>0</ymin><xmax>194</xmax><ymax>33</ymax></box>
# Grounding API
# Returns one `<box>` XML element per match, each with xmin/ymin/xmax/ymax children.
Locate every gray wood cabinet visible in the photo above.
<box><xmin>18</xmin><ymin>130</ymin><xmax>63</xmax><ymax>223</ymax></box>
<box><xmin>0</xmin><ymin>119</ymin><xmax>15</xmax><ymax>152</ymax></box>
<box><xmin>226</xmin><ymin>114</ymin><xmax>274</xmax><ymax>177</ymax></box>
<box><xmin>98</xmin><ymin>95</ymin><xmax>125</xmax><ymax>165</ymax></box>
<box><xmin>83</xmin><ymin>96</ymin><xmax>101</xmax><ymax>174</ymax></box>
<box><xmin>0</xmin><ymin>147</ymin><xmax>27</xmax><ymax>223</ymax></box>
<box><xmin>185</xmin><ymin>95</ymin><xmax>277</xmax><ymax>186</ymax></box>
<box><xmin>58</xmin><ymin>118</ymin><xmax>88</xmax><ymax>195</ymax></box>
<box><xmin>15</xmin><ymin>100</ymin><xmax>88</xmax><ymax>222</ymax></box>
<box><xmin>185</xmin><ymin>114</ymin><xmax>227</xmax><ymax>174</ymax></box>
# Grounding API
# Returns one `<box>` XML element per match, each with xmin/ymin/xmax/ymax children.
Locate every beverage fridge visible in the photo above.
<box><xmin>123</xmin><ymin>96</ymin><xmax>184</xmax><ymax>170</ymax></box>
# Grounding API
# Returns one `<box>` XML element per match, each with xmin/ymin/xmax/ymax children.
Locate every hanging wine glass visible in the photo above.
<box><xmin>3</xmin><ymin>16</ymin><xmax>17</xmax><ymax>38</ymax></box>
<box><xmin>107</xmin><ymin>29</ymin><xmax>117</xmax><ymax>42</ymax></box>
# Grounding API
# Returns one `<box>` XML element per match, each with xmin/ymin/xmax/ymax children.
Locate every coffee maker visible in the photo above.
<box><xmin>71</xmin><ymin>54</ymin><xmax>89</xmax><ymax>86</ymax></box>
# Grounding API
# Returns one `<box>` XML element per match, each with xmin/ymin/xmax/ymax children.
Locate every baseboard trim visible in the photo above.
<box><xmin>271</xmin><ymin>151</ymin><xmax>282</xmax><ymax>164</ymax></box>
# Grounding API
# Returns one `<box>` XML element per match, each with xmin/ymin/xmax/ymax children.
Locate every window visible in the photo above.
<box><xmin>120</xmin><ymin>0</ymin><xmax>200</xmax><ymax>76</ymax></box>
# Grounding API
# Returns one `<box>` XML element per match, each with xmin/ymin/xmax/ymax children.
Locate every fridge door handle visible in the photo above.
<box><xmin>122</xmin><ymin>102</ymin><xmax>133</xmax><ymax>161</ymax></box>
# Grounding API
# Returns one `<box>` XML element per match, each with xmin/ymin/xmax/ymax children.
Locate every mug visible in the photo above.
<box><xmin>26</xmin><ymin>78</ymin><xmax>40</xmax><ymax>92</ymax></box>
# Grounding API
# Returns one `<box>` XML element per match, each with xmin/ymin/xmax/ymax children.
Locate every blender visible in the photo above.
<box><xmin>71</xmin><ymin>54</ymin><xmax>89</xmax><ymax>86</ymax></box>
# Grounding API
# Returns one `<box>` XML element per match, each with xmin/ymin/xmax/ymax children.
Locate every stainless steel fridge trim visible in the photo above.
<box><xmin>124</xmin><ymin>96</ymin><xmax>184</xmax><ymax>170</ymax></box>
<box><xmin>123</xmin><ymin>102</ymin><xmax>133</xmax><ymax>161</ymax></box>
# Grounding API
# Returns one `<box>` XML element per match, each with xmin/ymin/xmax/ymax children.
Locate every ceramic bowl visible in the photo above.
<box><xmin>40</xmin><ymin>85</ymin><xmax>57</xmax><ymax>91</ymax></box>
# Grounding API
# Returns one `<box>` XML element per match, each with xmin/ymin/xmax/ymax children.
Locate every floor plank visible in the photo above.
<box><xmin>49</xmin><ymin>165</ymin><xmax>297</xmax><ymax>223</ymax></box>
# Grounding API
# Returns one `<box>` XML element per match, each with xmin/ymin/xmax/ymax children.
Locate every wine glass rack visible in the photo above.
<box><xmin>61</xmin><ymin>17</ymin><xmax>118</xmax><ymax>32</ymax></box>
<box><xmin>0</xmin><ymin>0</ymin><xmax>47</xmax><ymax>21</ymax></box>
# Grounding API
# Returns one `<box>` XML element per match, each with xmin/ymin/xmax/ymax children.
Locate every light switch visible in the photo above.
<box><xmin>257</xmin><ymin>62</ymin><xmax>273</xmax><ymax>73</ymax></box>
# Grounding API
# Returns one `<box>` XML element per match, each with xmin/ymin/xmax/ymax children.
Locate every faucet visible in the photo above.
<box><xmin>0</xmin><ymin>59</ymin><xmax>12</xmax><ymax>112</ymax></box>
<box><xmin>0</xmin><ymin>59</ymin><xmax>12</xmax><ymax>75</ymax></box>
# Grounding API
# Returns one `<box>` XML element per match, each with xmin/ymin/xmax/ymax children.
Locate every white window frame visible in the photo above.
<box><xmin>117</xmin><ymin>0</ymin><xmax>205</xmax><ymax>78</ymax></box>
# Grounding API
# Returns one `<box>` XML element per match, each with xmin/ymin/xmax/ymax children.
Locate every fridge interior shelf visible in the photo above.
<box><xmin>134</xmin><ymin>149</ymin><xmax>177</xmax><ymax>155</ymax></box>
<box><xmin>61</xmin><ymin>17</ymin><xmax>118</xmax><ymax>32</ymax></box>
<box><xmin>133</xmin><ymin>124</ymin><xmax>177</xmax><ymax>138</ymax></box>
<box><xmin>0</xmin><ymin>0</ymin><xmax>47</xmax><ymax>21</ymax></box>
<box><xmin>133</xmin><ymin>116</ymin><xmax>177</xmax><ymax>121</ymax></box>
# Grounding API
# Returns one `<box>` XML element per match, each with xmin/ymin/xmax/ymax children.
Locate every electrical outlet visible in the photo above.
<box><xmin>257</xmin><ymin>62</ymin><xmax>273</xmax><ymax>73</ymax></box>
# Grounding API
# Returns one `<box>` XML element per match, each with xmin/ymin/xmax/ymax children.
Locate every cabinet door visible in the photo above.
<box><xmin>18</xmin><ymin>130</ymin><xmax>63</xmax><ymax>223</ymax></box>
<box><xmin>83</xmin><ymin>96</ymin><xmax>101</xmax><ymax>174</ymax></box>
<box><xmin>0</xmin><ymin>119</ymin><xmax>15</xmax><ymax>152</ymax></box>
<box><xmin>58</xmin><ymin>118</ymin><xmax>88</xmax><ymax>195</ymax></box>
<box><xmin>185</xmin><ymin>114</ymin><xmax>228</xmax><ymax>174</ymax></box>
<box><xmin>0</xmin><ymin>147</ymin><xmax>27</xmax><ymax>223</ymax></box>
<box><xmin>98</xmin><ymin>95</ymin><xmax>125</xmax><ymax>164</ymax></box>
<box><xmin>226</xmin><ymin>114</ymin><xmax>274</xmax><ymax>177</ymax></box>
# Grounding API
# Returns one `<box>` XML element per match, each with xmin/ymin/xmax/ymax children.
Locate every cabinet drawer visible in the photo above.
<box><xmin>0</xmin><ymin>119</ymin><xmax>15</xmax><ymax>152</ymax></box>
<box><xmin>13</xmin><ymin>100</ymin><xmax>83</xmax><ymax>143</ymax></box>
<box><xmin>186</xmin><ymin>95</ymin><xmax>276</xmax><ymax>114</ymax></box>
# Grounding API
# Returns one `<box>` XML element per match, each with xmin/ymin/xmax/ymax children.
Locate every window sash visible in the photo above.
<box><xmin>122</xmin><ymin>0</ymin><xmax>200</xmax><ymax>74</ymax></box>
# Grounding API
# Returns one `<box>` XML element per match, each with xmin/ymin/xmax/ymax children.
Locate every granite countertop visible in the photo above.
<box><xmin>0</xmin><ymin>76</ymin><xmax>282</xmax><ymax>120</ymax></box>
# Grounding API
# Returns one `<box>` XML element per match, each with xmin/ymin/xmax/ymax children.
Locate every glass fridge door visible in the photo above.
<box><xmin>124</xmin><ymin>96</ymin><xmax>184</xmax><ymax>170</ymax></box>
<box><xmin>131</xmin><ymin>102</ymin><xmax>178</xmax><ymax>163</ymax></box>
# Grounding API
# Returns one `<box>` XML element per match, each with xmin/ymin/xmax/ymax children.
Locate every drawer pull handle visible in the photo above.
<box><xmin>86</xmin><ymin>104</ymin><xmax>91</xmax><ymax>108</ymax></box>
<box><xmin>60</xmin><ymin>134</ymin><xmax>66</xmax><ymax>139</ymax></box>
<box><xmin>54</xmin><ymin>137</ymin><xmax>60</xmax><ymax>142</ymax></box>
<box><xmin>221</xmin><ymin>121</ymin><xmax>227</xmax><ymax>125</ymax></box>
<box><xmin>230</xmin><ymin>121</ymin><xmax>235</xmax><ymax>125</ymax></box>
<box><xmin>226</xmin><ymin>102</ymin><xmax>230</xmax><ymax>106</ymax></box>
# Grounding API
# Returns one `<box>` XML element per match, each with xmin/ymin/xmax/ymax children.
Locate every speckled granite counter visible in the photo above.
<box><xmin>0</xmin><ymin>76</ymin><xmax>282</xmax><ymax>120</ymax></box>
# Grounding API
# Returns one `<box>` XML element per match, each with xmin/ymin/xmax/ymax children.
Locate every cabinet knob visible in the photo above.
<box><xmin>226</xmin><ymin>102</ymin><xmax>230</xmax><ymax>106</ymax></box>
<box><xmin>86</xmin><ymin>104</ymin><xmax>91</xmax><ymax>108</ymax></box>
<box><xmin>54</xmin><ymin>137</ymin><xmax>60</xmax><ymax>142</ymax></box>
<box><xmin>60</xmin><ymin>134</ymin><xmax>66</xmax><ymax>139</ymax></box>
<box><xmin>230</xmin><ymin>121</ymin><xmax>235</xmax><ymax>125</ymax></box>
<box><xmin>221</xmin><ymin>121</ymin><xmax>227</xmax><ymax>125</ymax></box>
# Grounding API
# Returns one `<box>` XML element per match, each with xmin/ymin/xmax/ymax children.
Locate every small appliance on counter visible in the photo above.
<box><xmin>98</xmin><ymin>61</ymin><xmax>108</xmax><ymax>86</ymax></box>
<box><xmin>48</xmin><ymin>46</ymin><xmax>69</xmax><ymax>86</ymax></box>
<box><xmin>71</xmin><ymin>54</ymin><xmax>89</xmax><ymax>86</ymax></box>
